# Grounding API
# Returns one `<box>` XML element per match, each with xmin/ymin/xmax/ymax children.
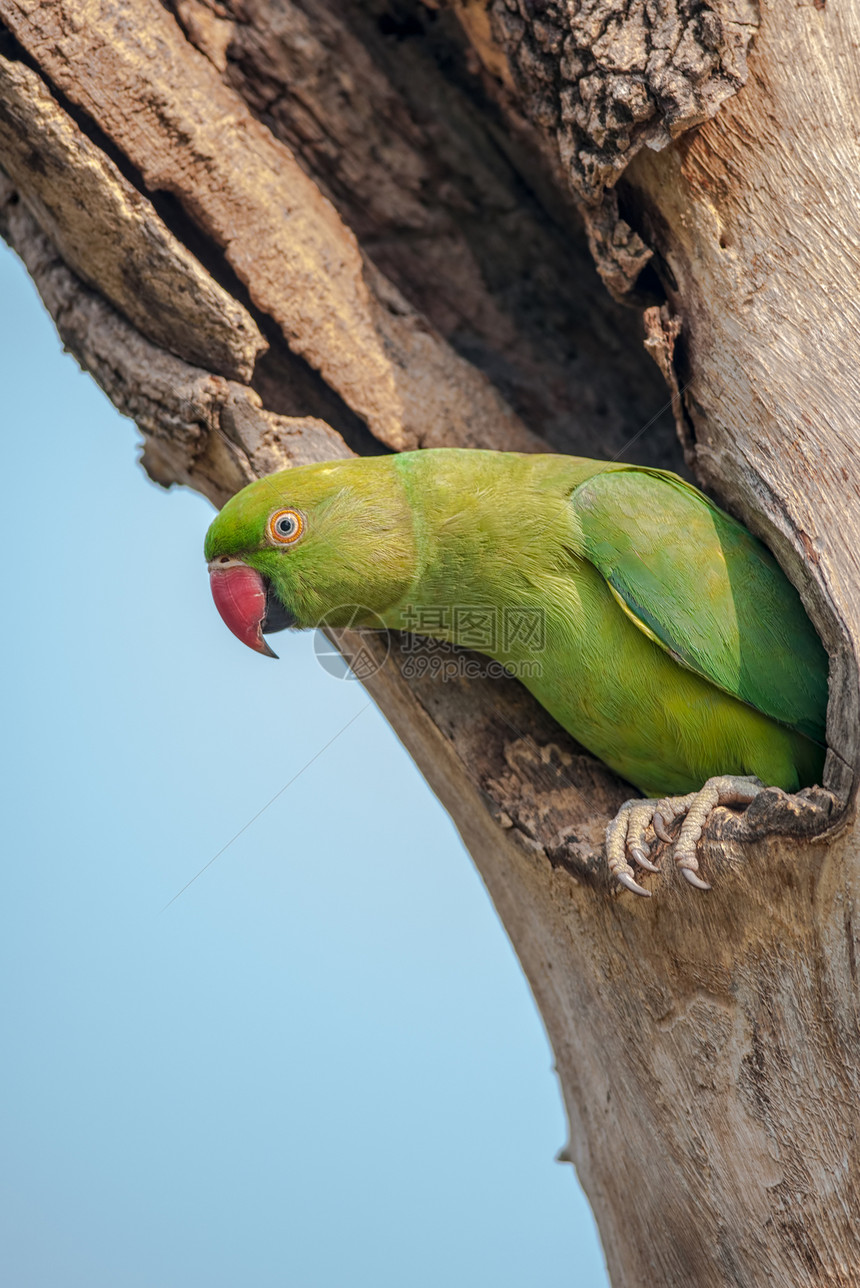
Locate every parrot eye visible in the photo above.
<box><xmin>267</xmin><ymin>508</ymin><xmax>305</xmax><ymax>546</ymax></box>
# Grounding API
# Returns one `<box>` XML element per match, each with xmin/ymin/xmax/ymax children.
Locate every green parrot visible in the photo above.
<box><xmin>204</xmin><ymin>448</ymin><xmax>827</xmax><ymax>895</ymax></box>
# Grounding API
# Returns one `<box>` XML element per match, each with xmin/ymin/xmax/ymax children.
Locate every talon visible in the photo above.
<box><xmin>652</xmin><ymin>812</ymin><xmax>674</xmax><ymax>843</ymax></box>
<box><xmin>680</xmin><ymin>867</ymin><xmax>712</xmax><ymax>891</ymax></box>
<box><xmin>616</xmin><ymin>871</ymin><xmax>653</xmax><ymax>897</ymax></box>
<box><xmin>606</xmin><ymin>776</ymin><xmax>762</xmax><ymax>895</ymax></box>
<box><xmin>630</xmin><ymin>845</ymin><xmax>659</xmax><ymax>873</ymax></box>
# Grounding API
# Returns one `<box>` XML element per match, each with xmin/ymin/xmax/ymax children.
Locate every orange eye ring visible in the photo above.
<box><xmin>267</xmin><ymin>507</ymin><xmax>305</xmax><ymax>546</ymax></box>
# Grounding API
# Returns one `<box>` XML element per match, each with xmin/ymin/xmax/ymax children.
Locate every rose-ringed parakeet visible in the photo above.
<box><xmin>204</xmin><ymin>448</ymin><xmax>827</xmax><ymax>894</ymax></box>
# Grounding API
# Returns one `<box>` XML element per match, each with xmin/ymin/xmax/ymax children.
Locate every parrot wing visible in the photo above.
<box><xmin>571</xmin><ymin>467</ymin><xmax>828</xmax><ymax>743</ymax></box>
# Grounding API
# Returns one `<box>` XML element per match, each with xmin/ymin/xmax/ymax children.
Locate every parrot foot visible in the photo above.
<box><xmin>606</xmin><ymin>775</ymin><xmax>765</xmax><ymax>896</ymax></box>
<box><xmin>605</xmin><ymin>798</ymin><xmax>666</xmax><ymax>897</ymax></box>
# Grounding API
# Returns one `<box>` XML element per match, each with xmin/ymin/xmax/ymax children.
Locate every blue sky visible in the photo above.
<box><xmin>0</xmin><ymin>242</ymin><xmax>608</xmax><ymax>1287</ymax></box>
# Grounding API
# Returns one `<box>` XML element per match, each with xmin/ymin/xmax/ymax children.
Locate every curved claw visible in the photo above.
<box><xmin>680</xmin><ymin>867</ymin><xmax>712</xmax><ymax>891</ymax></box>
<box><xmin>652</xmin><ymin>812</ymin><xmax>674</xmax><ymax>843</ymax></box>
<box><xmin>616</xmin><ymin>870</ymin><xmax>653</xmax><ymax>897</ymax></box>
<box><xmin>630</xmin><ymin>845</ymin><xmax>659</xmax><ymax>873</ymax></box>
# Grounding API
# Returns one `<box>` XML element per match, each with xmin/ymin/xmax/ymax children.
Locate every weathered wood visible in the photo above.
<box><xmin>2</xmin><ymin>0</ymin><xmax>858</xmax><ymax>1283</ymax></box>
<box><xmin>0</xmin><ymin>0</ymin><xmax>541</xmax><ymax>453</ymax></box>
<box><xmin>448</xmin><ymin>0</ymin><xmax>760</xmax><ymax>297</ymax></box>
<box><xmin>0</xmin><ymin>52</ymin><xmax>265</xmax><ymax>380</ymax></box>
<box><xmin>625</xmin><ymin>13</ymin><xmax>860</xmax><ymax>797</ymax></box>
<box><xmin>0</xmin><ymin>174</ymin><xmax>347</xmax><ymax>503</ymax></box>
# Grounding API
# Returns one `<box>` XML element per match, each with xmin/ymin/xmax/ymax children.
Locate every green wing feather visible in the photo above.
<box><xmin>571</xmin><ymin>467</ymin><xmax>828</xmax><ymax>743</ymax></box>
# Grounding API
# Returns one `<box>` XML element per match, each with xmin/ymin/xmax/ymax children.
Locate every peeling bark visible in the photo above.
<box><xmin>0</xmin><ymin>0</ymin><xmax>541</xmax><ymax>452</ymax></box>
<box><xmin>485</xmin><ymin>0</ymin><xmax>759</xmax><ymax>199</ymax></box>
<box><xmin>2</xmin><ymin>0</ymin><xmax>859</xmax><ymax>1283</ymax></box>
<box><xmin>0</xmin><ymin>55</ymin><xmax>267</xmax><ymax>383</ymax></box>
<box><xmin>449</xmin><ymin>0</ymin><xmax>759</xmax><ymax>297</ymax></box>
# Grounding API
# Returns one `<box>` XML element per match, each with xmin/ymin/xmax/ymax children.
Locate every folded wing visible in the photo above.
<box><xmin>571</xmin><ymin>467</ymin><xmax>828</xmax><ymax>744</ymax></box>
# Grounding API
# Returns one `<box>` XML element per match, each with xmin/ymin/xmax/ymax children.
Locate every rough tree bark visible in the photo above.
<box><xmin>2</xmin><ymin>1</ymin><xmax>858</xmax><ymax>1283</ymax></box>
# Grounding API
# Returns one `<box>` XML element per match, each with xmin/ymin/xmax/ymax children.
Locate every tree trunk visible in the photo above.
<box><xmin>2</xmin><ymin>2</ymin><xmax>858</xmax><ymax>1283</ymax></box>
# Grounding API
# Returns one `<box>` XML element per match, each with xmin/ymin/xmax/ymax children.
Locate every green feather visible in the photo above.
<box><xmin>204</xmin><ymin>449</ymin><xmax>828</xmax><ymax>798</ymax></box>
<box><xmin>571</xmin><ymin>468</ymin><xmax>827</xmax><ymax>743</ymax></box>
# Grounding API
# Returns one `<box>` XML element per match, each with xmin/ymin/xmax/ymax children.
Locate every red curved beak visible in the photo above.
<box><xmin>209</xmin><ymin>562</ymin><xmax>278</xmax><ymax>657</ymax></box>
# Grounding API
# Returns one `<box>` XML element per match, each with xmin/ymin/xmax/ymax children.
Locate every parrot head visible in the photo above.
<box><xmin>204</xmin><ymin>457</ymin><xmax>416</xmax><ymax>656</ymax></box>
